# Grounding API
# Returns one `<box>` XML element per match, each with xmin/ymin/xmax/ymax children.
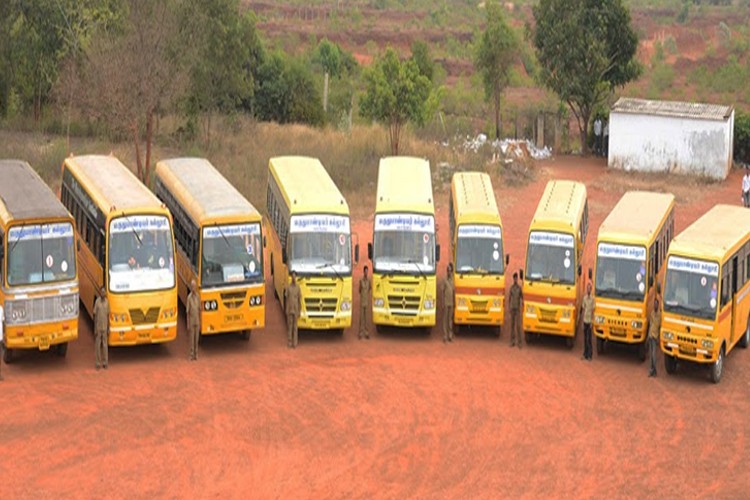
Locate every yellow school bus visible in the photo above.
<box><xmin>266</xmin><ymin>156</ymin><xmax>356</xmax><ymax>332</ymax></box>
<box><xmin>661</xmin><ymin>204</ymin><xmax>750</xmax><ymax>383</ymax></box>
<box><xmin>449</xmin><ymin>172</ymin><xmax>507</xmax><ymax>334</ymax></box>
<box><xmin>593</xmin><ymin>191</ymin><xmax>675</xmax><ymax>360</ymax></box>
<box><xmin>60</xmin><ymin>155</ymin><xmax>177</xmax><ymax>346</ymax></box>
<box><xmin>368</xmin><ymin>157</ymin><xmax>438</xmax><ymax>329</ymax></box>
<box><xmin>523</xmin><ymin>180</ymin><xmax>588</xmax><ymax>347</ymax></box>
<box><xmin>154</xmin><ymin>158</ymin><xmax>265</xmax><ymax>340</ymax></box>
<box><xmin>0</xmin><ymin>160</ymin><xmax>79</xmax><ymax>362</ymax></box>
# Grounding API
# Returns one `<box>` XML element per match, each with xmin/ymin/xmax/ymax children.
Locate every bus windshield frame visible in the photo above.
<box><xmin>201</xmin><ymin>222</ymin><xmax>264</xmax><ymax>287</ymax></box>
<box><xmin>6</xmin><ymin>222</ymin><xmax>77</xmax><ymax>287</ymax></box>
<box><xmin>595</xmin><ymin>242</ymin><xmax>648</xmax><ymax>302</ymax></box>
<box><xmin>455</xmin><ymin>224</ymin><xmax>504</xmax><ymax>275</ymax></box>
<box><xmin>525</xmin><ymin>230</ymin><xmax>576</xmax><ymax>285</ymax></box>
<box><xmin>663</xmin><ymin>255</ymin><xmax>719</xmax><ymax>321</ymax></box>
<box><xmin>288</xmin><ymin>214</ymin><xmax>352</xmax><ymax>277</ymax></box>
<box><xmin>373</xmin><ymin>212</ymin><xmax>436</xmax><ymax>276</ymax></box>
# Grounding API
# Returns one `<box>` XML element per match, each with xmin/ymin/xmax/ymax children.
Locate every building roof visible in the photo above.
<box><xmin>611</xmin><ymin>98</ymin><xmax>733</xmax><ymax>121</ymax></box>
<box><xmin>0</xmin><ymin>159</ymin><xmax>71</xmax><ymax>221</ymax></box>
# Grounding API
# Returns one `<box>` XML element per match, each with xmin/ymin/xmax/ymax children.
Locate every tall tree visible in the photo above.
<box><xmin>82</xmin><ymin>0</ymin><xmax>185</xmax><ymax>183</ymax></box>
<box><xmin>359</xmin><ymin>48</ymin><xmax>432</xmax><ymax>155</ymax></box>
<box><xmin>474</xmin><ymin>1</ymin><xmax>518</xmax><ymax>140</ymax></box>
<box><xmin>531</xmin><ymin>0</ymin><xmax>641</xmax><ymax>155</ymax></box>
<box><xmin>314</xmin><ymin>38</ymin><xmax>341</xmax><ymax>112</ymax></box>
<box><xmin>410</xmin><ymin>40</ymin><xmax>435</xmax><ymax>83</ymax></box>
<box><xmin>255</xmin><ymin>51</ymin><xmax>324</xmax><ymax>126</ymax></box>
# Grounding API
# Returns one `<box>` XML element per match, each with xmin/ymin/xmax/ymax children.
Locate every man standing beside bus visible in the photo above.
<box><xmin>285</xmin><ymin>272</ymin><xmax>301</xmax><ymax>348</ymax></box>
<box><xmin>187</xmin><ymin>279</ymin><xmax>200</xmax><ymax>361</ymax></box>
<box><xmin>93</xmin><ymin>286</ymin><xmax>109</xmax><ymax>370</ymax></box>
<box><xmin>648</xmin><ymin>298</ymin><xmax>662</xmax><ymax>377</ymax></box>
<box><xmin>359</xmin><ymin>266</ymin><xmax>371</xmax><ymax>340</ymax></box>
<box><xmin>443</xmin><ymin>264</ymin><xmax>455</xmax><ymax>343</ymax></box>
<box><xmin>509</xmin><ymin>272</ymin><xmax>523</xmax><ymax>348</ymax></box>
<box><xmin>581</xmin><ymin>282</ymin><xmax>595</xmax><ymax>361</ymax></box>
<box><xmin>742</xmin><ymin>168</ymin><xmax>750</xmax><ymax>208</ymax></box>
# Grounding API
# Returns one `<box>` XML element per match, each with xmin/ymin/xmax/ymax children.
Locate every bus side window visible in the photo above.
<box><xmin>721</xmin><ymin>265</ymin><xmax>731</xmax><ymax>308</ymax></box>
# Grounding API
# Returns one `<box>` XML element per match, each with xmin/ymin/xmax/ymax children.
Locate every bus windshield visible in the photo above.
<box><xmin>373</xmin><ymin>213</ymin><xmax>435</xmax><ymax>274</ymax></box>
<box><xmin>108</xmin><ymin>215</ymin><xmax>175</xmax><ymax>293</ymax></box>
<box><xmin>288</xmin><ymin>214</ymin><xmax>351</xmax><ymax>276</ymax></box>
<box><xmin>595</xmin><ymin>243</ymin><xmax>647</xmax><ymax>302</ymax></box>
<box><xmin>202</xmin><ymin>223</ymin><xmax>263</xmax><ymax>286</ymax></box>
<box><xmin>663</xmin><ymin>256</ymin><xmax>719</xmax><ymax>321</ymax></box>
<box><xmin>456</xmin><ymin>224</ymin><xmax>503</xmax><ymax>275</ymax></box>
<box><xmin>7</xmin><ymin>222</ymin><xmax>77</xmax><ymax>286</ymax></box>
<box><xmin>526</xmin><ymin>231</ymin><xmax>575</xmax><ymax>285</ymax></box>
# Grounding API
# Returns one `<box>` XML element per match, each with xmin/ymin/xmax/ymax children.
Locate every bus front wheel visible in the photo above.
<box><xmin>596</xmin><ymin>337</ymin><xmax>605</xmax><ymax>355</ymax></box>
<box><xmin>637</xmin><ymin>341</ymin><xmax>647</xmax><ymax>362</ymax></box>
<box><xmin>55</xmin><ymin>342</ymin><xmax>68</xmax><ymax>358</ymax></box>
<box><xmin>664</xmin><ymin>354</ymin><xmax>677</xmax><ymax>374</ymax></box>
<box><xmin>565</xmin><ymin>336</ymin><xmax>574</xmax><ymax>349</ymax></box>
<box><xmin>2</xmin><ymin>345</ymin><xmax>12</xmax><ymax>364</ymax></box>
<box><xmin>740</xmin><ymin>318</ymin><xmax>750</xmax><ymax>349</ymax></box>
<box><xmin>240</xmin><ymin>330</ymin><xmax>251</xmax><ymax>341</ymax></box>
<box><xmin>710</xmin><ymin>346</ymin><xmax>724</xmax><ymax>384</ymax></box>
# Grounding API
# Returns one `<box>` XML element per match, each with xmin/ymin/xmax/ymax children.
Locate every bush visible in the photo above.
<box><xmin>735</xmin><ymin>110</ymin><xmax>750</xmax><ymax>164</ymax></box>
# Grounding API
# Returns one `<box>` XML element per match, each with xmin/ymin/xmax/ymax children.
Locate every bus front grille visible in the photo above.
<box><xmin>470</xmin><ymin>300</ymin><xmax>489</xmax><ymax>313</ymax></box>
<box><xmin>677</xmin><ymin>335</ymin><xmax>697</xmax><ymax>345</ymax></box>
<box><xmin>388</xmin><ymin>295</ymin><xmax>421</xmax><ymax>313</ymax></box>
<box><xmin>129</xmin><ymin>307</ymin><xmax>160</xmax><ymax>325</ymax></box>
<box><xmin>221</xmin><ymin>291</ymin><xmax>247</xmax><ymax>309</ymax></box>
<box><xmin>31</xmin><ymin>296</ymin><xmax>60</xmax><ymax>322</ymax></box>
<box><xmin>304</xmin><ymin>297</ymin><xmax>338</xmax><ymax>313</ymax></box>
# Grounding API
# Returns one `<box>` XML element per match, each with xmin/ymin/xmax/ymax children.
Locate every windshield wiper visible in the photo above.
<box><xmin>8</xmin><ymin>222</ymin><xmax>28</xmax><ymax>257</ymax></box>
<box><xmin>407</xmin><ymin>259</ymin><xmax>427</xmax><ymax>279</ymax></box>
<box><xmin>123</xmin><ymin>215</ymin><xmax>143</xmax><ymax>247</ymax></box>
<box><xmin>317</xmin><ymin>262</ymin><xmax>343</xmax><ymax>281</ymax></box>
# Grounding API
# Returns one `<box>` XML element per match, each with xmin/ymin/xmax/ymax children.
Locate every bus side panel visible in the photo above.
<box><xmin>77</xmin><ymin>235</ymin><xmax>103</xmax><ymax>319</ymax></box>
<box><xmin>269</xmin><ymin>228</ymin><xmax>289</xmax><ymax>312</ymax></box>
<box><xmin>730</xmin><ymin>280</ymin><xmax>750</xmax><ymax>353</ymax></box>
<box><xmin>174</xmin><ymin>248</ymin><xmax>193</xmax><ymax>307</ymax></box>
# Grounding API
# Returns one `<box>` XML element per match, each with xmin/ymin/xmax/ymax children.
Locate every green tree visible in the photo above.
<box><xmin>359</xmin><ymin>48</ymin><xmax>432</xmax><ymax>155</ymax></box>
<box><xmin>411</xmin><ymin>40</ymin><xmax>435</xmax><ymax>83</ymax></box>
<box><xmin>255</xmin><ymin>51</ymin><xmax>324</xmax><ymax>126</ymax></box>
<box><xmin>314</xmin><ymin>38</ymin><xmax>341</xmax><ymax>113</ymax></box>
<box><xmin>474</xmin><ymin>1</ymin><xmax>518</xmax><ymax>140</ymax></box>
<box><xmin>180</xmin><ymin>0</ymin><xmax>264</xmax><ymax>146</ymax></box>
<box><xmin>531</xmin><ymin>0</ymin><xmax>641</xmax><ymax>155</ymax></box>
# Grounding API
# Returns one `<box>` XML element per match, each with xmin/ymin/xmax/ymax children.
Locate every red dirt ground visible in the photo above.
<box><xmin>2</xmin><ymin>157</ymin><xmax>749</xmax><ymax>498</ymax></box>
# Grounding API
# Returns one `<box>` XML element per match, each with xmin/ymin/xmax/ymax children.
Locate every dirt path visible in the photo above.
<box><xmin>2</xmin><ymin>157</ymin><xmax>749</xmax><ymax>498</ymax></box>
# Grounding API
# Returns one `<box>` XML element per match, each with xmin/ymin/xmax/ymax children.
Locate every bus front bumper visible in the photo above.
<box><xmin>594</xmin><ymin>323</ymin><xmax>646</xmax><ymax>345</ymax></box>
<box><xmin>523</xmin><ymin>309</ymin><xmax>575</xmax><ymax>337</ymax></box>
<box><xmin>109</xmin><ymin>323</ymin><xmax>177</xmax><ymax>346</ymax></box>
<box><xmin>373</xmin><ymin>308</ymin><xmax>436</xmax><ymax>327</ymax></box>
<box><xmin>201</xmin><ymin>307</ymin><xmax>265</xmax><ymax>335</ymax></box>
<box><xmin>454</xmin><ymin>306</ymin><xmax>503</xmax><ymax>326</ymax></box>
<box><xmin>661</xmin><ymin>332</ymin><xmax>718</xmax><ymax>364</ymax></box>
<box><xmin>4</xmin><ymin>321</ymin><xmax>78</xmax><ymax>350</ymax></box>
<box><xmin>298</xmin><ymin>312</ymin><xmax>351</xmax><ymax>330</ymax></box>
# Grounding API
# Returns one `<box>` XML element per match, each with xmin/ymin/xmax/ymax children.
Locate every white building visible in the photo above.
<box><xmin>608</xmin><ymin>98</ymin><xmax>734</xmax><ymax>180</ymax></box>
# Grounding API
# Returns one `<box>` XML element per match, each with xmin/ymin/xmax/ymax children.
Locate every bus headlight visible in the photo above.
<box><xmin>663</xmin><ymin>331</ymin><xmax>674</xmax><ymax>341</ymax></box>
<box><xmin>458</xmin><ymin>297</ymin><xmax>467</xmax><ymax>307</ymax></box>
<box><xmin>162</xmin><ymin>308</ymin><xmax>176</xmax><ymax>319</ymax></box>
<box><xmin>10</xmin><ymin>302</ymin><xmax>28</xmax><ymax>322</ymax></box>
<box><xmin>631</xmin><ymin>320</ymin><xmax>643</xmax><ymax>329</ymax></box>
<box><xmin>340</xmin><ymin>300</ymin><xmax>351</xmax><ymax>311</ymax></box>
<box><xmin>492</xmin><ymin>298</ymin><xmax>501</xmax><ymax>308</ymax></box>
<box><xmin>60</xmin><ymin>295</ymin><xmax>78</xmax><ymax>316</ymax></box>
<box><xmin>374</xmin><ymin>298</ymin><xmax>384</xmax><ymax>308</ymax></box>
<box><xmin>701</xmin><ymin>339</ymin><xmax>714</xmax><ymax>349</ymax></box>
<box><xmin>562</xmin><ymin>309</ymin><xmax>572</xmax><ymax>319</ymax></box>
<box><xmin>424</xmin><ymin>298</ymin><xmax>435</xmax><ymax>310</ymax></box>
<box><xmin>249</xmin><ymin>296</ymin><xmax>263</xmax><ymax>306</ymax></box>
<box><xmin>526</xmin><ymin>305</ymin><xmax>535</xmax><ymax>314</ymax></box>
<box><xmin>203</xmin><ymin>300</ymin><xmax>218</xmax><ymax>311</ymax></box>
<box><xmin>595</xmin><ymin>315</ymin><xmax>605</xmax><ymax>324</ymax></box>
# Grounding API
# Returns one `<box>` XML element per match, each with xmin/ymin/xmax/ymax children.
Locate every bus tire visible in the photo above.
<box><xmin>740</xmin><ymin>319</ymin><xmax>750</xmax><ymax>349</ymax></box>
<box><xmin>495</xmin><ymin>325</ymin><xmax>502</xmax><ymax>338</ymax></box>
<box><xmin>565</xmin><ymin>336</ymin><xmax>574</xmax><ymax>349</ymax></box>
<box><xmin>334</xmin><ymin>328</ymin><xmax>344</xmax><ymax>336</ymax></box>
<box><xmin>55</xmin><ymin>342</ymin><xmax>68</xmax><ymax>358</ymax></box>
<box><xmin>240</xmin><ymin>330</ymin><xmax>251</xmax><ymax>341</ymax></box>
<box><xmin>2</xmin><ymin>345</ymin><xmax>13</xmax><ymax>364</ymax></box>
<box><xmin>664</xmin><ymin>354</ymin><xmax>677</xmax><ymax>374</ymax></box>
<box><xmin>524</xmin><ymin>332</ymin><xmax>533</xmax><ymax>344</ymax></box>
<box><xmin>596</xmin><ymin>337</ymin><xmax>605</xmax><ymax>355</ymax></box>
<box><xmin>710</xmin><ymin>346</ymin><xmax>724</xmax><ymax>384</ymax></box>
<box><xmin>637</xmin><ymin>341</ymin><xmax>647</xmax><ymax>362</ymax></box>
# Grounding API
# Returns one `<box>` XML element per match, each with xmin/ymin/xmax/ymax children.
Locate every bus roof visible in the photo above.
<box><xmin>64</xmin><ymin>155</ymin><xmax>164</xmax><ymax>212</ymax></box>
<box><xmin>268</xmin><ymin>156</ymin><xmax>349</xmax><ymax>216</ymax></box>
<box><xmin>531</xmin><ymin>180</ymin><xmax>587</xmax><ymax>230</ymax></box>
<box><xmin>669</xmin><ymin>204</ymin><xmax>750</xmax><ymax>262</ymax></box>
<box><xmin>376</xmin><ymin>157</ymin><xmax>433</xmax><ymax>215</ymax></box>
<box><xmin>451</xmin><ymin>171</ymin><xmax>501</xmax><ymax>226</ymax></box>
<box><xmin>598</xmin><ymin>191</ymin><xmax>674</xmax><ymax>245</ymax></box>
<box><xmin>155</xmin><ymin>158</ymin><xmax>260</xmax><ymax>224</ymax></box>
<box><xmin>0</xmin><ymin>159</ymin><xmax>70</xmax><ymax>222</ymax></box>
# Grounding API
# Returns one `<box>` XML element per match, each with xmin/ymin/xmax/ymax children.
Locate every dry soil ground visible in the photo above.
<box><xmin>2</xmin><ymin>156</ymin><xmax>749</xmax><ymax>498</ymax></box>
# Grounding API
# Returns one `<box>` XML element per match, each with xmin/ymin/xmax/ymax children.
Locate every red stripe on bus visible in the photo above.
<box><xmin>455</xmin><ymin>287</ymin><xmax>504</xmax><ymax>296</ymax></box>
<box><xmin>524</xmin><ymin>293</ymin><xmax>575</xmax><ymax>306</ymax></box>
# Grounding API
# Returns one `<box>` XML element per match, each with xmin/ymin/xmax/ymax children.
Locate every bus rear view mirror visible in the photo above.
<box><xmin>282</xmin><ymin>248</ymin><xmax>287</xmax><ymax>264</ymax></box>
<box><xmin>519</xmin><ymin>269</ymin><xmax>524</xmax><ymax>281</ymax></box>
<box><xmin>649</xmin><ymin>276</ymin><xmax>654</xmax><ymax>288</ymax></box>
<box><xmin>578</xmin><ymin>264</ymin><xmax>582</xmax><ymax>277</ymax></box>
<box><xmin>367</xmin><ymin>243</ymin><xmax>373</xmax><ymax>260</ymax></box>
<box><xmin>354</xmin><ymin>244</ymin><xmax>360</xmax><ymax>264</ymax></box>
<box><xmin>77</xmin><ymin>239</ymin><xmax>81</xmax><ymax>252</ymax></box>
<box><xmin>436</xmin><ymin>244</ymin><xmax>441</xmax><ymax>262</ymax></box>
<box><xmin>263</xmin><ymin>235</ymin><xmax>267</xmax><ymax>248</ymax></box>
<box><xmin>505</xmin><ymin>253</ymin><xmax>509</xmax><ymax>265</ymax></box>
<box><xmin>588</xmin><ymin>267</ymin><xmax>593</xmax><ymax>280</ymax></box>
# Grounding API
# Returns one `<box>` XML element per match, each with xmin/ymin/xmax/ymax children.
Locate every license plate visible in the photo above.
<box><xmin>138</xmin><ymin>332</ymin><xmax>150</xmax><ymax>340</ymax></box>
<box><xmin>610</xmin><ymin>328</ymin><xmax>626</xmax><ymax>336</ymax></box>
<box><xmin>39</xmin><ymin>336</ymin><xmax>50</xmax><ymax>350</ymax></box>
<box><xmin>680</xmin><ymin>345</ymin><xmax>696</xmax><ymax>355</ymax></box>
<box><xmin>225</xmin><ymin>314</ymin><xmax>243</xmax><ymax>323</ymax></box>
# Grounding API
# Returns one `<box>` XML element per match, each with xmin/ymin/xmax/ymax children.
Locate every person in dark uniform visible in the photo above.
<box><xmin>93</xmin><ymin>286</ymin><xmax>109</xmax><ymax>370</ymax></box>
<box><xmin>443</xmin><ymin>263</ymin><xmax>455</xmax><ymax>343</ymax></box>
<box><xmin>509</xmin><ymin>272</ymin><xmax>523</xmax><ymax>348</ymax></box>
<box><xmin>187</xmin><ymin>279</ymin><xmax>201</xmax><ymax>361</ymax></box>
<box><xmin>359</xmin><ymin>266</ymin><xmax>371</xmax><ymax>340</ymax></box>
<box><xmin>285</xmin><ymin>272</ymin><xmax>302</xmax><ymax>348</ymax></box>
<box><xmin>648</xmin><ymin>298</ymin><xmax>661</xmax><ymax>377</ymax></box>
<box><xmin>581</xmin><ymin>282</ymin><xmax>594</xmax><ymax>361</ymax></box>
